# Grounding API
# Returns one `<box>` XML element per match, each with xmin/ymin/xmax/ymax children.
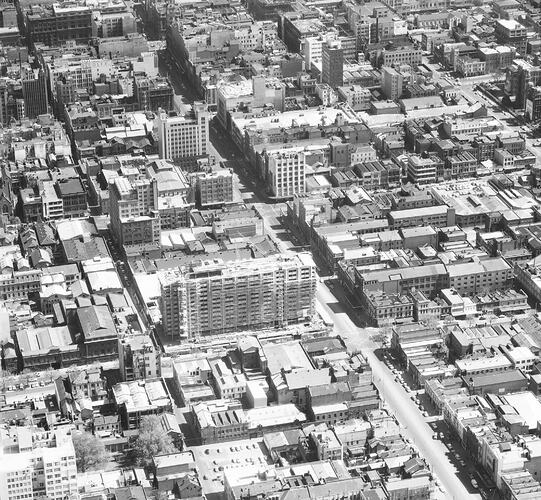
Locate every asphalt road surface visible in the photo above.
<box><xmin>316</xmin><ymin>283</ymin><xmax>482</xmax><ymax>500</ymax></box>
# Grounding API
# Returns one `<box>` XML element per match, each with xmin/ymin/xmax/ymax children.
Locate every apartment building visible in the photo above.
<box><xmin>156</xmin><ymin>102</ymin><xmax>209</xmax><ymax>163</ymax></box>
<box><xmin>159</xmin><ymin>253</ymin><xmax>317</xmax><ymax>339</ymax></box>
<box><xmin>0</xmin><ymin>429</ymin><xmax>77</xmax><ymax>500</ymax></box>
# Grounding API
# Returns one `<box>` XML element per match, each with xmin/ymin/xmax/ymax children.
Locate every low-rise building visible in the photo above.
<box><xmin>113</xmin><ymin>378</ymin><xmax>173</xmax><ymax>429</ymax></box>
<box><xmin>119</xmin><ymin>332</ymin><xmax>161</xmax><ymax>381</ymax></box>
<box><xmin>192</xmin><ymin>399</ymin><xmax>249</xmax><ymax>444</ymax></box>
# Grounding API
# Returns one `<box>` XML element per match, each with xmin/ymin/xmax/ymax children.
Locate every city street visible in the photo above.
<box><xmin>103</xmin><ymin>232</ymin><xmax>150</xmax><ymax>331</ymax></box>
<box><xmin>159</xmin><ymin>50</ymin><xmax>508</xmax><ymax>499</ymax></box>
<box><xmin>315</xmin><ymin>283</ymin><xmax>482</xmax><ymax>499</ymax></box>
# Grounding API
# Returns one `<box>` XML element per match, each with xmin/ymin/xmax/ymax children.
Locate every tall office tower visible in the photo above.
<box><xmin>322</xmin><ymin>41</ymin><xmax>344</xmax><ymax>88</ymax></box>
<box><xmin>109</xmin><ymin>176</ymin><xmax>160</xmax><ymax>247</ymax></box>
<box><xmin>506</xmin><ymin>60</ymin><xmax>541</xmax><ymax>108</ymax></box>
<box><xmin>526</xmin><ymin>86</ymin><xmax>541</xmax><ymax>122</ymax></box>
<box><xmin>266</xmin><ymin>150</ymin><xmax>306</xmax><ymax>198</ymax></box>
<box><xmin>0</xmin><ymin>428</ymin><xmax>77</xmax><ymax>500</ymax></box>
<box><xmin>21</xmin><ymin>66</ymin><xmax>48</xmax><ymax>118</ymax></box>
<box><xmin>381</xmin><ymin>66</ymin><xmax>403</xmax><ymax>100</ymax></box>
<box><xmin>156</xmin><ymin>101</ymin><xmax>209</xmax><ymax>165</ymax></box>
<box><xmin>159</xmin><ymin>253</ymin><xmax>318</xmax><ymax>340</ymax></box>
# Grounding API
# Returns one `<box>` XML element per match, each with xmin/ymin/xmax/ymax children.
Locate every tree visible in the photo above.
<box><xmin>72</xmin><ymin>431</ymin><xmax>110</xmax><ymax>472</ymax></box>
<box><xmin>131</xmin><ymin>415</ymin><xmax>178</xmax><ymax>468</ymax></box>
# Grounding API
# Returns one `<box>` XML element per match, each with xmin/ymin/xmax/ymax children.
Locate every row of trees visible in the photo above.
<box><xmin>73</xmin><ymin>415</ymin><xmax>178</xmax><ymax>472</ymax></box>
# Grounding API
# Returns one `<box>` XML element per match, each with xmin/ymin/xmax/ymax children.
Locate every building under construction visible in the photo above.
<box><xmin>159</xmin><ymin>253</ymin><xmax>317</xmax><ymax>340</ymax></box>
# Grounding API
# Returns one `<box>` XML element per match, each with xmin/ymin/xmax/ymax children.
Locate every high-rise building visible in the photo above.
<box><xmin>159</xmin><ymin>253</ymin><xmax>317</xmax><ymax>339</ymax></box>
<box><xmin>322</xmin><ymin>42</ymin><xmax>344</xmax><ymax>88</ymax></box>
<box><xmin>191</xmin><ymin>169</ymin><xmax>234</xmax><ymax>207</ymax></box>
<box><xmin>0</xmin><ymin>428</ymin><xmax>77</xmax><ymax>500</ymax></box>
<box><xmin>109</xmin><ymin>161</ymin><xmax>193</xmax><ymax>246</ymax></box>
<box><xmin>156</xmin><ymin>102</ymin><xmax>209</xmax><ymax>164</ymax></box>
<box><xmin>505</xmin><ymin>60</ymin><xmax>541</xmax><ymax>108</ymax></box>
<box><xmin>526</xmin><ymin>86</ymin><xmax>541</xmax><ymax>122</ymax></box>
<box><xmin>266</xmin><ymin>150</ymin><xmax>306</xmax><ymax>198</ymax></box>
<box><xmin>134</xmin><ymin>76</ymin><xmax>174</xmax><ymax>112</ymax></box>
<box><xmin>381</xmin><ymin>66</ymin><xmax>403</xmax><ymax>100</ymax></box>
<box><xmin>26</xmin><ymin>4</ymin><xmax>92</xmax><ymax>46</ymax></box>
<box><xmin>109</xmin><ymin>176</ymin><xmax>160</xmax><ymax>247</ymax></box>
<box><xmin>21</xmin><ymin>66</ymin><xmax>48</xmax><ymax>119</ymax></box>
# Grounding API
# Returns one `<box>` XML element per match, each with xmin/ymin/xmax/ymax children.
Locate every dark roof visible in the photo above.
<box><xmin>34</xmin><ymin>223</ymin><xmax>56</xmax><ymax>246</ymax></box>
<box><xmin>76</xmin><ymin>305</ymin><xmax>117</xmax><ymax>341</ymax></box>
<box><xmin>464</xmin><ymin>369</ymin><xmax>527</xmax><ymax>387</ymax></box>
<box><xmin>62</xmin><ymin>235</ymin><xmax>109</xmax><ymax>263</ymax></box>
<box><xmin>56</xmin><ymin>178</ymin><xmax>85</xmax><ymax>196</ymax></box>
<box><xmin>114</xmin><ymin>486</ymin><xmax>147</xmax><ymax>500</ymax></box>
<box><xmin>20</xmin><ymin>227</ymin><xmax>39</xmax><ymax>250</ymax></box>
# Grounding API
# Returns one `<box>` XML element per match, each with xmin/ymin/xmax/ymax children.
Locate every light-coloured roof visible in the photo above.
<box><xmin>16</xmin><ymin>326</ymin><xmax>75</xmax><ymax>355</ymax></box>
<box><xmin>262</xmin><ymin>341</ymin><xmax>313</xmax><ymax>375</ymax></box>
<box><xmin>503</xmin><ymin>392</ymin><xmax>541</xmax><ymax>431</ymax></box>
<box><xmin>56</xmin><ymin>219</ymin><xmax>97</xmax><ymax>241</ymax></box>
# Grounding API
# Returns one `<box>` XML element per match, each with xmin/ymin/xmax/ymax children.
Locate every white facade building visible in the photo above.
<box><xmin>267</xmin><ymin>150</ymin><xmax>306</xmax><ymax>198</ymax></box>
<box><xmin>156</xmin><ymin>102</ymin><xmax>209</xmax><ymax>161</ymax></box>
<box><xmin>0</xmin><ymin>429</ymin><xmax>77</xmax><ymax>500</ymax></box>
